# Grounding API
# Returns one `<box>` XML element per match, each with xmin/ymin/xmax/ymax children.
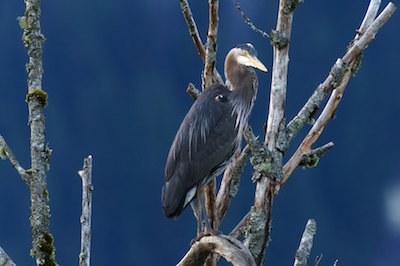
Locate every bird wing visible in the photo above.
<box><xmin>163</xmin><ymin>84</ymin><xmax>238</xmax><ymax>217</ymax></box>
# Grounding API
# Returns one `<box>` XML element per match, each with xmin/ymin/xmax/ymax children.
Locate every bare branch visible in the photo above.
<box><xmin>177</xmin><ymin>235</ymin><xmax>256</xmax><ymax>266</ymax></box>
<box><xmin>22</xmin><ymin>0</ymin><xmax>57</xmax><ymax>265</ymax></box>
<box><xmin>282</xmin><ymin>1</ymin><xmax>396</xmax><ymax>184</ymax></box>
<box><xmin>203</xmin><ymin>0</ymin><xmax>220</xmax><ymax>87</ymax></box>
<box><xmin>293</xmin><ymin>219</ymin><xmax>317</xmax><ymax>266</ymax></box>
<box><xmin>264</xmin><ymin>0</ymin><xmax>298</xmax><ymax>149</ymax></box>
<box><xmin>178</xmin><ymin>0</ymin><xmax>223</xmax><ymax>85</ymax></box>
<box><xmin>78</xmin><ymin>155</ymin><xmax>93</xmax><ymax>266</ymax></box>
<box><xmin>285</xmin><ymin>0</ymin><xmax>390</xmax><ymax>145</ymax></box>
<box><xmin>0</xmin><ymin>135</ymin><xmax>28</xmax><ymax>180</ymax></box>
<box><xmin>179</xmin><ymin>0</ymin><xmax>206</xmax><ymax>61</ymax></box>
<box><xmin>244</xmin><ymin>1</ymin><xmax>300</xmax><ymax>263</ymax></box>
<box><xmin>358</xmin><ymin>0</ymin><xmax>381</xmax><ymax>33</ymax></box>
<box><xmin>342</xmin><ymin>2</ymin><xmax>396</xmax><ymax>66</ymax></box>
<box><xmin>0</xmin><ymin>246</ymin><xmax>18</xmax><ymax>266</ymax></box>
<box><xmin>186</xmin><ymin>82</ymin><xmax>201</xmax><ymax>100</ymax></box>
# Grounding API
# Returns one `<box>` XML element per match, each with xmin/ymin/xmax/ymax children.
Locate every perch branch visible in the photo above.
<box><xmin>0</xmin><ymin>246</ymin><xmax>17</xmax><ymax>266</ymax></box>
<box><xmin>177</xmin><ymin>235</ymin><xmax>256</xmax><ymax>266</ymax></box>
<box><xmin>0</xmin><ymin>135</ymin><xmax>28</xmax><ymax>179</ymax></box>
<box><xmin>78</xmin><ymin>155</ymin><xmax>93</xmax><ymax>266</ymax></box>
<box><xmin>293</xmin><ymin>219</ymin><xmax>317</xmax><ymax>266</ymax></box>
<box><xmin>282</xmin><ymin>1</ymin><xmax>396</xmax><ymax>187</ymax></box>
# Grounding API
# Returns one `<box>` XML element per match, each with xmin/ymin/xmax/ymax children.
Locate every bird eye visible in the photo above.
<box><xmin>215</xmin><ymin>94</ymin><xmax>227</xmax><ymax>102</ymax></box>
<box><xmin>243</xmin><ymin>51</ymin><xmax>248</xmax><ymax>56</ymax></box>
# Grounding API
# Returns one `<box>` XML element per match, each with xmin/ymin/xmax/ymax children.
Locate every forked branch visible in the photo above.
<box><xmin>282</xmin><ymin>1</ymin><xmax>396</xmax><ymax>187</ymax></box>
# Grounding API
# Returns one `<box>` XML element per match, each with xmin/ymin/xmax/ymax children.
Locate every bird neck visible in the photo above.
<box><xmin>226</xmin><ymin>64</ymin><xmax>258</xmax><ymax>106</ymax></box>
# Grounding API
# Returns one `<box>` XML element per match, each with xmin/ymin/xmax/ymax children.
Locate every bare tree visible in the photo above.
<box><xmin>0</xmin><ymin>0</ymin><xmax>55</xmax><ymax>265</ymax></box>
<box><xmin>177</xmin><ymin>0</ymin><xmax>396</xmax><ymax>265</ymax></box>
<box><xmin>0</xmin><ymin>1</ymin><xmax>94</xmax><ymax>266</ymax></box>
<box><xmin>0</xmin><ymin>0</ymin><xmax>395</xmax><ymax>266</ymax></box>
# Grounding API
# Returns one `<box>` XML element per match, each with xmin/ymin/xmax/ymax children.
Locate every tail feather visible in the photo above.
<box><xmin>162</xmin><ymin>177</ymin><xmax>187</xmax><ymax>218</ymax></box>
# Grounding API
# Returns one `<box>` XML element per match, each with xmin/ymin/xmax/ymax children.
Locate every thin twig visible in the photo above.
<box><xmin>293</xmin><ymin>219</ymin><xmax>317</xmax><ymax>266</ymax></box>
<box><xmin>230</xmin><ymin>0</ymin><xmax>270</xmax><ymax>38</ymax></box>
<box><xmin>0</xmin><ymin>135</ymin><xmax>28</xmax><ymax>180</ymax></box>
<box><xmin>179</xmin><ymin>0</ymin><xmax>206</xmax><ymax>61</ymax></box>
<box><xmin>78</xmin><ymin>155</ymin><xmax>93</xmax><ymax>266</ymax></box>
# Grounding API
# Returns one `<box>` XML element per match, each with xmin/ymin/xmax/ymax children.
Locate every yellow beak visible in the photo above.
<box><xmin>248</xmin><ymin>56</ymin><xmax>268</xmax><ymax>72</ymax></box>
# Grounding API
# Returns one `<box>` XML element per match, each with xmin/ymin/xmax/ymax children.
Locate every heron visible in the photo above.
<box><xmin>162</xmin><ymin>43</ymin><xmax>267</xmax><ymax>235</ymax></box>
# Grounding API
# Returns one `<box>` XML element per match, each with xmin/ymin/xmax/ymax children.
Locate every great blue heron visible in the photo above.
<box><xmin>162</xmin><ymin>43</ymin><xmax>267</xmax><ymax>235</ymax></box>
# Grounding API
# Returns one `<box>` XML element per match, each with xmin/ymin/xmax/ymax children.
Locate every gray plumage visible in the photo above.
<box><xmin>162</xmin><ymin>43</ymin><xmax>267</xmax><ymax>222</ymax></box>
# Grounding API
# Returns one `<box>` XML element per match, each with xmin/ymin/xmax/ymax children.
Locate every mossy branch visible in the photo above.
<box><xmin>22</xmin><ymin>0</ymin><xmax>56</xmax><ymax>265</ymax></box>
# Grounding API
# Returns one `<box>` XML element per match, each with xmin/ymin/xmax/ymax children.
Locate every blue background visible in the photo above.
<box><xmin>1</xmin><ymin>0</ymin><xmax>399</xmax><ymax>265</ymax></box>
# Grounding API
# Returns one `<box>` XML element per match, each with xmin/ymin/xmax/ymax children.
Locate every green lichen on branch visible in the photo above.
<box><xmin>0</xmin><ymin>145</ymin><xmax>7</xmax><ymax>159</ymax></box>
<box><xmin>22</xmin><ymin>1</ymin><xmax>56</xmax><ymax>265</ymax></box>
<box><xmin>283</xmin><ymin>0</ymin><xmax>303</xmax><ymax>14</ymax></box>
<box><xmin>30</xmin><ymin>232</ymin><xmax>56</xmax><ymax>266</ymax></box>
<box><xmin>17</xmin><ymin>15</ymin><xmax>28</xmax><ymax>29</ymax></box>
<box><xmin>347</xmin><ymin>39</ymin><xmax>364</xmax><ymax>76</ymax></box>
<box><xmin>330</xmin><ymin>59</ymin><xmax>349</xmax><ymax>88</ymax></box>
<box><xmin>26</xmin><ymin>89</ymin><xmax>48</xmax><ymax>107</ymax></box>
<box><xmin>300</xmin><ymin>153</ymin><xmax>319</xmax><ymax>168</ymax></box>
<box><xmin>269</xmin><ymin>30</ymin><xmax>290</xmax><ymax>49</ymax></box>
<box><xmin>21</xmin><ymin>2</ymin><xmax>46</xmax><ymax>56</ymax></box>
<box><xmin>243</xmin><ymin>206</ymin><xmax>271</xmax><ymax>264</ymax></box>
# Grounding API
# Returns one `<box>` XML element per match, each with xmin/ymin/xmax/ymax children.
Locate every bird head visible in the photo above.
<box><xmin>234</xmin><ymin>43</ymin><xmax>268</xmax><ymax>72</ymax></box>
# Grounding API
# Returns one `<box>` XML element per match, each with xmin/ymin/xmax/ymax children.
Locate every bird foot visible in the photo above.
<box><xmin>190</xmin><ymin>229</ymin><xmax>221</xmax><ymax>245</ymax></box>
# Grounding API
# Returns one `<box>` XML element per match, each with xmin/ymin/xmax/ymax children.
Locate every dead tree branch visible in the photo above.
<box><xmin>244</xmin><ymin>0</ymin><xmax>301</xmax><ymax>264</ymax></box>
<box><xmin>177</xmin><ymin>235</ymin><xmax>256</xmax><ymax>266</ymax></box>
<box><xmin>174</xmin><ymin>0</ymin><xmax>396</xmax><ymax>265</ymax></box>
<box><xmin>0</xmin><ymin>246</ymin><xmax>17</xmax><ymax>266</ymax></box>
<box><xmin>179</xmin><ymin>0</ymin><xmax>223</xmax><ymax>85</ymax></box>
<box><xmin>0</xmin><ymin>135</ymin><xmax>28</xmax><ymax>180</ymax></box>
<box><xmin>78</xmin><ymin>155</ymin><xmax>94</xmax><ymax>266</ymax></box>
<box><xmin>293</xmin><ymin>219</ymin><xmax>317</xmax><ymax>266</ymax></box>
<box><xmin>21</xmin><ymin>0</ymin><xmax>56</xmax><ymax>265</ymax></box>
<box><xmin>282</xmin><ymin>1</ymin><xmax>396</xmax><ymax>187</ymax></box>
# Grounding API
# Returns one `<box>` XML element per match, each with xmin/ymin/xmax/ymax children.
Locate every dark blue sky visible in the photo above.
<box><xmin>0</xmin><ymin>0</ymin><xmax>399</xmax><ymax>265</ymax></box>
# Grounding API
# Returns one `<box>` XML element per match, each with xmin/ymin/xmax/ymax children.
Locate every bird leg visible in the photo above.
<box><xmin>196</xmin><ymin>185</ymin><xmax>220</xmax><ymax>237</ymax></box>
